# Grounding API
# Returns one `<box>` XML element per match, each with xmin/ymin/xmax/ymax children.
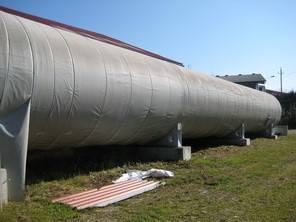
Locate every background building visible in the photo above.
<box><xmin>216</xmin><ymin>73</ymin><xmax>266</xmax><ymax>91</ymax></box>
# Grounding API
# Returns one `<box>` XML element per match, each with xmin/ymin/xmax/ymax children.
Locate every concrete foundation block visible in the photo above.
<box><xmin>137</xmin><ymin>146</ymin><xmax>191</xmax><ymax>161</ymax></box>
<box><xmin>273</xmin><ymin>125</ymin><xmax>288</xmax><ymax>136</ymax></box>
<box><xmin>268</xmin><ymin>134</ymin><xmax>278</xmax><ymax>139</ymax></box>
<box><xmin>1</xmin><ymin>169</ymin><xmax>7</xmax><ymax>204</ymax></box>
<box><xmin>0</xmin><ymin>168</ymin><xmax>8</xmax><ymax>210</ymax></box>
<box><xmin>224</xmin><ymin>138</ymin><xmax>251</xmax><ymax>146</ymax></box>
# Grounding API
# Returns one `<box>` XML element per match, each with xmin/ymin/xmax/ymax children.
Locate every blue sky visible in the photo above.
<box><xmin>1</xmin><ymin>0</ymin><xmax>296</xmax><ymax>92</ymax></box>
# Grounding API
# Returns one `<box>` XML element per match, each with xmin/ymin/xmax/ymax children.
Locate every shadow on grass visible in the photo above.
<box><xmin>183</xmin><ymin>138</ymin><xmax>227</xmax><ymax>153</ymax></box>
<box><xmin>184</xmin><ymin>133</ymin><xmax>267</xmax><ymax>153</ymax></box>
<box><xmin>26</xmin><ymin>146</ymin><xmax>140</xmax><ymax>185</ymax></box>
<box><xmin>27</xmin><ymin>134</ymin><xmax>259</xmax><ymax>185</ymax></box>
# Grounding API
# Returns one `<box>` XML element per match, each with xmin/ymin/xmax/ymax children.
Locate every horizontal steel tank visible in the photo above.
<box><xmin>0</xmin><ymin>10</ymin><xmax>282</xmax><ymax>150</ymax></box>
<box><xmin>0</xmin><ymin>8</ymin><xmax>282</xmax><ymax>201</ymax></box>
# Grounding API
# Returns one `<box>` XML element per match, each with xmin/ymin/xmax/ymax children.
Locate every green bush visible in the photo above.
<box><xmin>277</xmin><ymin>91</ymin><xmax>296</xmax><ymax>129</ymax></box>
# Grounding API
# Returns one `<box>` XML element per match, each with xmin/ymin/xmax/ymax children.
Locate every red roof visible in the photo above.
<box><xmin>266</xmin><ymin>89</ymin><xmax>284</xmax><ymax>97</ymax></box>
<box><xmin>0</xmin><ymin>6</ymin><xmax>183</xmax><ymax>66</ymax></box>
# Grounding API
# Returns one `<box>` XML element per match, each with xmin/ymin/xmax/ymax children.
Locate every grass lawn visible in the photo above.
<box><xmin>0</xmin><ymin>134</ymin><xmax>295</xmax><ymax>222</ymax></box>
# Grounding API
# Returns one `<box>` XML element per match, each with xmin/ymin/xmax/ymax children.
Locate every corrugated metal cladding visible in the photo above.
<box><xmin>0</xmin><ymin>9</ymin><xmax>281</xmax><ymax>150</ymax></box>
<box><xmin>52</xmin><ymin>180</ymin><xmax>161</xmax><ymax>210</ymax></box>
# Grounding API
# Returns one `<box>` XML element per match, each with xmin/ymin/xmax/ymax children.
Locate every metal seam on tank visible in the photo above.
<box><xmin>263</xmin><ymin>94</ymin><xmax>275</xmax><ymax>124</ymax></box>
<box><xmin>0</xmin><ymin>14</ymin><xmax>9</xmax><ymax>104</ymax></box>
<box><xmin>217</xmin><ymin>82</ymin><xmax>230</xmax><ymax>136</ymax></box>
<box><xmin>259</xmin><ymin>93</ymin><xmax>264</xmax><ymax>124</ymax></box>
<box><xmin>30</xmin><ymin>22</ymin><xmax>56</xmax><ymax>147</ymax></box>
<box><xmin>150</xmin><ymin>62</ymin><xmax>177</xmax><ymax>140</ymax></box>
<box><xmin>261</xmin><ymin>93</ymin><xmax>269</xmax><ymax>126</ymax></box>
<box><xmin>175</xmin><ymin>67</ymin><xmax>196</xmax><ymax>137</ymax></box>
<box><xmin>230</xmin><ymin>85</ymin><xmax>242</xmax><ymax>132</ymax></box>
<box><xmin>182</xmin><ymin>69</ymin><xmax>199</xmax><ymax>138</ymax></box>
<box><xmin>13</xmin><ymin>15</ymin><xmax>34</xmax><ymax>107</ymax></box>
<box><xmin>234</xmin><ymin>85</ymin><xmax>243</xmax><ymax>123</ymax></box>
<box><xmin>225</xmin><ymin>82</ymin><xmax>232</xmax><ymax>128</ymax></box>
<box><xmin>101</xmin><ymin>48</ymin><xmax>131</xmax><ymax>142</ymax></box>
<box><xmin>223</xmin><ymin>83</ymin><xmax>235</xmax><ymax>133</ymax></box>
<box><xmin>146</xmin><ymin>62</ymin><xmax>172</xmax><ymax>141</ymax></box>
<box><xmin>277</xmin><ymin>97</ymin><xmax>282</xmax><ymax>122</ymax></box>
<box><xmin>228</xmin><ymin>84</ymin><xmax>236</xmax><ymax>127</ymax></box>
<box><xmin>245</xmin><ymin>89</ymin><xmax>252</xmax><ymax>128</ymax></box>
<box><xmin>201</xmin><ymin>77</ymin><xmax>218</xmax><ymax>136</ymax></box>
<box><xmin>254</xmin><ymin>92</ymin><xmax>262</xmax><ymax>125</ymax></box>
<box><xmin>78</xmin><ymin>38</ymin><xmax>108</xmax><ymax>145</ymax></box>
<box><xmin>169</xmin><ymin>65</ymin><xmax>190</xmax><ymax>137</ymax></box>
<box><xmin>163</xmin><ymin>64</ymin><xmax>189</xmax><ymax>135</ymax></box>
<box><xmin>199</xmin><ymin>76</ymin><xmax>211</xmax><ymax>136</ymax></box>
<box><xmin>239</xmin><ymin>87</ymin><xmax>247</xmax><ymax>126</ymax></box>
<box><xmin>240</xmin><ymin>87</ymin><xmax>248</xmax><ymax>124</ymax></box>
<box><xmin>211</xmin><ymin>80</ymin><xmax>220</xmax><ymax>134</ymax></box>
<box><xmin>214</xmin><ymin>79</ymin><xmax>227</xmax><ymax>135</ymax></box>
<box><xmin>266</xmin><ymin>93</ymin><xmax>276</xmax><ymax>126</ymax></box>
<box><xmin>246</xmin><ymin>91</ymin><xmax>254</xmax><ymax>130</ymax></box>
<box><xmin>225</xmin><ymin>83</ymin><xmax>240</xmax><ymax>135</ymax></box>
<box><xmin>124</xmin><ymin>57</ymin><xmax>154</xmax><ymax>143</ymax></box>
<box><xmin>106</xmin><ymin>49</ymin><xmax>134</xmax><ymax>142</ymax></box>
<box><xmin>278</xmin><ymin>100</ymin><xmax>282</xmax><ymax>123</ymax></box>
<box><xmin>229</xmin><ymin>83</ymin><xmax>236</xmax><ymax>130</ymax></box>
<box><xmin>264</xmin><ymin>93</ymin><xmax>273</xmax><ymax>124</ymax></box>
<box><xmin>211</xmin><ymin>80</ymin><xmax>225</xmax><ymax>136</ymax></box>
<box><xmin>190</xmin><ymin>72</ymin><xmax>205</xmax><ymax>137</ymax></box>
<box><xmin>172</xmin><ymin>65</ymin><xmax>190</xmax><ymax>122</ymax></box>
<box><xmin>200</xmin><ymin>78</ymin><xmax>213</xmax><ymax>136</ymax></box>
<box><xmin>165</xmin><ymin>63</ymin><xmax>183</xmax><ymax>125</ymax></box>
<box><xmin>96</xmin><ymin>45</ymin><xmax>129</xmax><ymax>144</ymax></box>
<box><xmin>189</xmin><ymin>73</ymin><xmax>207</xmax><ymax>137</ymax></box>
<box><xmin>274</xmin><ymin>95</ymin><xmax>281</xmax><ymax>124</ymax></box>
<box><xmin>236</xmin><ymin>85</ymin><xmax>246</xmax><ymax>125</ymax></box>
<box><xmin>46</xmin><ymin>28</ymin><xmax>76</xmax><ymax>148</ymax></box>
<box><xmin>253</xmin><ymin>90</ymin><xmax>262</xmax><ymax>126</ymax></box>
<box><xmin>251</xmin><ymin>90</ymin><xmax>261</xmax><ymax>130</ymax></box>
<box><xmin>152</xmin><ymin>61</ymin><xmax>176</xmax><ymax>136</ymax></box>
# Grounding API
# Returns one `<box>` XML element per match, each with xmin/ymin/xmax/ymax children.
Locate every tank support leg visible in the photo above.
<box><xmin>261</xmin><ymin>123</ymin><xmax>278</xmax><ymax>139</ymax></box>
<box><xmin>138</xmin><ymin>123</ymin><xmax>191</xmax><ymax>161</ymax></box>
<box><xmin>152</xmin><ymin>123</ymin><xmax>183</xmax><ymax>148</ymax></box>
<box><xmin>224</xmin><ymin>124</ymin><xmax>250</xmax><ymax>146</ymax></box>
<box><xmin>0</xmin><ymin>100</ymin><xmax>31</xmax><ymax>201</ymax></box>
<box><xmin>273</xmin><ymin>125</ymin><xmax>288</xmax><ymax>136</ymax></box>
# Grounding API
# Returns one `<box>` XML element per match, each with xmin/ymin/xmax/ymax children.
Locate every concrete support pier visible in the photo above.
<box><xmin>138</xmin><ymin>123</ymin><xmax>191</xmax><ymax>161</ymax></box>
<box><xmin>137</xmin><ymin>146</ymin><xmax>191</xmax><ymax>161</ymax></box>
<box><xmin>223</xmin><ymin>124</ymin><xmax>250</xmax><ymax>146</ymax></box>
<box><xmin>0</xmin><ymin>168</ymin><xmax>8</xmax><ymax>211</ymax></box>
<box><xmin>222</xmin><ymin>138</ymin><xmax>251</xmax><ymax>146</ymax></box>
<box><xmin>0</xmin><ymin>100</ymin><xmax>31</xmax><ymax>201</ymax></box>
<box><xmin>261</xmin><ymin>123</ymin><xmax>278</xmax><ymax>139</ymax></box>
<box><xmin>273</xmin><ymin>125</ymin><xmax>288</xmax><ymax>136</ymax></box>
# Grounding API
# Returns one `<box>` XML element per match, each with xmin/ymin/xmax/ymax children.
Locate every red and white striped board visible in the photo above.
<box><xmin>52</xmin><ymin>180</ymin><xmax>161</xmax><ymax>210</ymax></box>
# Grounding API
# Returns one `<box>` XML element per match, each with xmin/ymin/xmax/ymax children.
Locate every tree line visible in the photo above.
<box><xmin>276</xmin><ymin>91</ymin><xmax>296</xmax><ymax>129</ymax></box>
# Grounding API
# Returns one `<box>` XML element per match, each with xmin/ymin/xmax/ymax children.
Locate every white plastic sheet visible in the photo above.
<box><xmin>114</xmin><ymin>169</ymin><xmax>174</xmax><ymax>183</ymax></box>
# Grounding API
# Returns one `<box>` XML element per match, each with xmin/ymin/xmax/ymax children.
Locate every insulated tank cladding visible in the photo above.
<box><xmin>0</xmin><ymin>10</ymin><xmax>282</xmax><ymax>150</ymax></box>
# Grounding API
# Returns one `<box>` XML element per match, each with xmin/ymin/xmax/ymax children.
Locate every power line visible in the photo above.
<box><xmin>285</xmin><ymin>71</ymin><xmax>295</xmax><ymax>78</ymax></box>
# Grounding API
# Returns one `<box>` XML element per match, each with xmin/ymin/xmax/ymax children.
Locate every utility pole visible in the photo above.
<box><xmin>279</xmin><ymin>67</ymin><xmax>283</xmax><ymax>93</ymax></box>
